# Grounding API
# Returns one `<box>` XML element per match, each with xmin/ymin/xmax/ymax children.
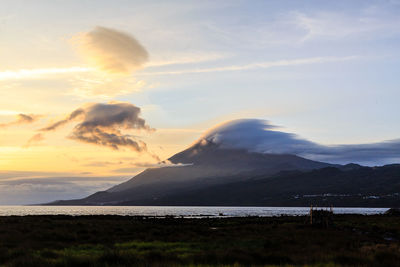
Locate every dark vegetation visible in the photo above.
<box><xmin>0</xmin><ymin>214</ymin><xmax>400</xmax><ymax>266</ymax></box>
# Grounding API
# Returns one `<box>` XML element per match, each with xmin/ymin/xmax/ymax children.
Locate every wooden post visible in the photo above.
<box><xmin>310</xmin><ymin>205</ymin><xmax>313</xmax><ymax>225</ymax></box>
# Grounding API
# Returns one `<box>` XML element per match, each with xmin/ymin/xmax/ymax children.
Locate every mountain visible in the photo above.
<box><xmin>48</xmin><ymin>119</ymin><xmax>400</xmax><ymax>206</ymax></box>
<box><xmin>128</xmin><ymin>164</ymin><xmax>400</xmax><ymax>207</ymax></box>
<box><xmin>49</xmin><ymin>121</ymin><xmax>334</xmax><ymax>205</ymax></box>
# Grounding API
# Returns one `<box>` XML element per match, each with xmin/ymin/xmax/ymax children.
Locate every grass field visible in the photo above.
<box><xmin>0</xmin><ymin>214</ymin><xmax>399</xmax><ymax>266</ymax></box>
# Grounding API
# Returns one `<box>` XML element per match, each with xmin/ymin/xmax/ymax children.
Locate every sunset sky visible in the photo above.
<box><xmin>1</xmin><ymin>0</ymin><xmax>400</xmax><ymax>204</ymax></box>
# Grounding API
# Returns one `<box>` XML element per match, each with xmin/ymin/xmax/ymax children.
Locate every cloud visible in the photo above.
<box><xmin>290</xmin><ymin>10</ymin><xmax>400</xmax><ymax>43</ymax></box>
<box><xmin>0</xmin><ymin>66</ymin><xmax>146</xmax><ymax>98</ymax></box>
<box><xmin>0</xmin><ymin>113</ymin><xmax>41</xmax><ymax>128</ymax></box>
<box><xmin>23</xmin><ymin>133</ymin><xmax>44</xmax><ymax>148</ymax></box>
<box><xmin>83</xmin><ymin>158</ymin><xmax>191</xmax><ymax>173</ymax></box>
<box><xmin>73</xmin><ymin>26</ymin><xmax>149</xmax><ymax>74</ymax></box>
<box><xmin>40</xmin><ymin>108</ymin><xmax>84</xmax><ymax>131</ymax></box>
<box><xmin>69</xmin><ymin>74</ymin><xmax>146</xmax><ymax>99</ymax></box>
<box><xmin>304</xmin><ymin>141</ymin><xmax>400</xmax><ymax>166</ymax></box>
<box><xmin>145</xmin><ymin>52</ymin><xmax>226</xmax><ymax>67</ymax></box>
<box><xmin>65</xmin><ymin>26</ymin><xmax>150</xmax><ymax>98</ymax></box>
<box><xmin>38</xmin><ymin>102</ymin><xmax>157</xmax><ymax>157</ymax></box>
<box><xmin>83</xmin><ymin>160</ymin><xmax>124</xmax><ymax>167</ymax></box>
<box><xmin>0</xmin><ymin>27</ymin><xmax>150</xmax><ymax>98</ymax></box>
<box><xmin>0</xmin><ymin>67</ymin><xmax>92</xmax><ymax>81</ymax></box>
<box><xmin>16</xmin><ymin>114</ymin><xmax>37</xmax><ymax>123</ymax></box>
<box><xmin>68</xmin><ymin>103</ymin><xmax>152</xmax><ymax>152</ymax></box>
<box><xmin>200</xmin><ymin>119</ymin><xmax>400</xmax><ymax>166</ymax></box>
<box><xmin>113</xmin><ymin>160</ymin><xmax>193</xmax><ymax>173</ymax></box>
<box><xmin>138</xmin><ymin>56</ymin><xmax>358</xmax><ymax>76</ymax></box>
<box><xmin>0</xmin><ymin>175</ymin><xmax>127</xmax><ymax>205</ymax></box>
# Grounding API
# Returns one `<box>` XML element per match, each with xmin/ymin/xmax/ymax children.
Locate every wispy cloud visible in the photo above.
<box><xmin>68</xmin><ymin>73</ymin><xmax>147</xmax><ymax>99</ymax></box>
<box><xmin>138</xmin><ymin>56</ymin><xmax>358</xmax><ymax>76</ymax></box>
<box><xmin>23</xmin><ymin>133</ymin><xmax>44</xmax><ymax>148</ymax></box>
<box><xmin>0</xmin><ymin>110</ymin><xmax>24</xmax><ymax>116</ymax></box>
<box><xmin>113</xmin><ymin>160</ymin><xmax>193</xmax><ymax>173</ymax></box>
<box><xmin>0</xmin><ymin>113</ymin><xmax>41</xmax><ymax>128</ymax></box>
<box><xmin>145</xmin><ymin>52</ymin><xmax>226</xmax><ymax>68</ymax></box>
<box><xmin>0</xmin><ymin>67</ymin><xmax>92</xmax><ymax>81</ymax></box>
<box><xmin>290</xmin><ymin>9</ymin><xmax>400</xmax><ymax>43</ymax></box>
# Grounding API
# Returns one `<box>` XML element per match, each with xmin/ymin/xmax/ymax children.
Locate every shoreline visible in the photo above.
<box><xmin>0</xmin><ymin>206</ymin><xmax>389</xmax><ymax>217</ymax></box>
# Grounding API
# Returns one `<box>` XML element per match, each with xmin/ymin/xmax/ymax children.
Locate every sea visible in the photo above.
<box><xmin>0</xmin><ymin>206</ymin><xmax>389</xmax><ymax>217</ymax></box>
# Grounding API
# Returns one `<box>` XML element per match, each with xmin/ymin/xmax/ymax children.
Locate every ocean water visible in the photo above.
<box><xmin>0</xmin><ymin>206</ymin><xmax>389</xmax><ymax>217</ymax></box>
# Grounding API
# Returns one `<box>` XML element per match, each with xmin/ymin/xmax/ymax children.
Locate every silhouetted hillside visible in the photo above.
<box><xmin>126</xmin><ymin>164</ymin><xmax>400</xmax><ymax>207</ymax></box>
<box><xmin>50</xmin><ymin>143</ymin><xmax>332</xmax><ymax>205</ymax></box>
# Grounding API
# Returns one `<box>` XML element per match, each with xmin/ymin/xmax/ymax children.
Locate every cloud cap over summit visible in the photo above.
<box><xmin>198</xmin><ymin>119</ymin><xmax>400</xmax><ymax>166</ymax></box>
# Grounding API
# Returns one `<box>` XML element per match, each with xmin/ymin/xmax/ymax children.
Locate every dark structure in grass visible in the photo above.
<box><xmin>309</xmin><ymin>205</ymin><xmax>334</xmax><ymax>228</ymax></box>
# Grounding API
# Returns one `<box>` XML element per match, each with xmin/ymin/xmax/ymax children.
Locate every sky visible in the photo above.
<box><xmin>0</xmin><ymin>0</ymin><xmax>400</xmax><ymax>204</ymax></box>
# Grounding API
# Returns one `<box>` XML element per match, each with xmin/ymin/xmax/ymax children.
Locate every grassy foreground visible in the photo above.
<box><xmin>0</xmin><ymin>214</ymin><xmax>399</xmax><ymax>266</ymax></box>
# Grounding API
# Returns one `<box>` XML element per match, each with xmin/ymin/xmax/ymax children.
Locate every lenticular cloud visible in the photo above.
<box><xmin>73</xmin><ymin>26</ymin><xmax>149</xmax><ymax>74</ymax></box>
<box><xmin>198</xmin><ymin>119</ymin><xmax>400</xmax><ymax>166</ymax></box>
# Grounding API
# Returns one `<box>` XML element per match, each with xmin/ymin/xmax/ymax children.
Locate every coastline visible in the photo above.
<box><xmin>0</xmin><ymin>205</ymin><xmax>389</xmax><ymax>217</ymax></box>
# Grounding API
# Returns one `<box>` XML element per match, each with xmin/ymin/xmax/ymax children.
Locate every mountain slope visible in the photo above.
<box><xmin>112</xmin><ymin>164</ymin><xmax>400</xmax><ymax>207</ymax></box>
<box><xmin>50</xmin><ymin>140</ymin><xmax>333</xmax><ymax>205</ymax></box>
<box><xmin>109</xmin><ymin>140</ymin><xmax>332</xmax><ymax>193</ymax></box>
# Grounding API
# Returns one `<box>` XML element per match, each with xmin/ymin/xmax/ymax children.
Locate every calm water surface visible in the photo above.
<box><xmin>0</xmin><ymin>206</ymin><xmax>389</xmax><ymax>217</ymax></box>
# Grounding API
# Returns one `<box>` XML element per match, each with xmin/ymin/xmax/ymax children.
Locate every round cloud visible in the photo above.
<box><xmin>74</xmin><ymin>26</ymin><xmax>149</xmax><ymax>74</ymax></box>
